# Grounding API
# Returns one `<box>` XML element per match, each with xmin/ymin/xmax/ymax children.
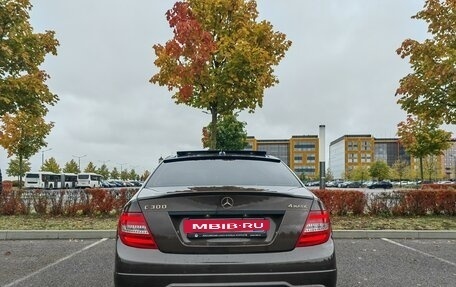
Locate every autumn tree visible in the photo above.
<box><xmin>348</xmin><ymin>165</ymin><xmax>370</xmax><ymax>182</ymax></box>
<box><xmin>0</xmin><ymin>111</ymin><xmax>53</xmax><ymax>186</ymax></box>
<box><xmin>97</xmin><ymin>164</ymin><xmax>110</xmax><ymax>179</ymax></box>
<box><xmin>128</xmin><ymin>169</ymin><xmax>138</xmax><ymax>181</ymax></box>
<box><xmin>141</xmin><ymin>170</ymin><xmax>151</xmax><ymax>181</ymax></box>
<box><xmin>151</xmin><ymin>0</ymin><xmax>292</xmax><ymax>149</ymax></box>
<box><xmin>369</xmin><ymin>161</ymin><xmax>391</xmax><ymax>181</ymax></box>
<box><xmin>120</xmin><ymin>169</ymin><xmax>129</xmax><ymax>181</ymax></box>
<box><xmin>391</xmin><ymin>160</ymin><xmax>409</xmax><ymax>186</ymax></box>
<box><xmin>397</xmin><ymin>115</ymin><xmax>451</xmax><ymax>181</ymax></box>
<box><xmin>202</xmin><ymin>113</ymin><xmax>247</xmax><ymax>150</ymax></box>
<box><xmin>396</xmin><ymin>0</ymin><xmax>455</xmax><ymax>124</ymax></box>
<box><xmin>84</xmin><ymin>162</ymin><xmax>97</xmax><ymax>173</ymax></box>
<box><xmin>0</xmin><ymin>0</ymin><xmax>59</xmax><ymax>117</ymax></box>
<box><xmin>407</xmin><ymin>166</ymin><xmax>419</xmax><ymax>182</ymax></box>
<box><xmin>6</xmin><ymin>157</ymin><xmax>31</xmax><ymax>179</ymax></box>
<box><xmin>41</xmin><ymin>157</ymin><xmax>61</xmax><ymax>173</ymax></box>
<box><xmin>110</xmin><ymin>167</ymin><xmax>120</xmax><ymax>180</ymax></box>
<box><xmin>325</xmin><ymin>168</ymin><xmax>334</xmax><ymax>181</ymax></box>
<box><xmin>63</xmin><ymin>159</ymin><xmax>79</xmax><ymax>174</ymax></box>
<box><xmin>422</xmin><ymin>155</ymin><xmax>441</xmax><ymax>181</ymax></box>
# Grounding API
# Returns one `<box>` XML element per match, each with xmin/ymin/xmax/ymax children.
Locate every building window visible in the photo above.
<box><xmin>257</xmin><ymin>143</ymin><xmax>289</xmax><ymax>165</ymax></box>
<box><xmin>294</xmin><ymin>156</ymin><xmax>302</xmax><ymax>163</ymax></box>
<box><xmin>294</xmin><ymin>143</ymin><xmax>316</xmax><ymax>151</ymax></box>
<box><xmin>361</xmin><ymin>153</ymin><xmax>371</xmax><ymax>163</ymax></box>
<box><xmin>348</xmin><ymin>153</ymin><xmax>358</xmax><ymax>163</ymax></box>
<box><xmin>295</xmin><ymin>166</ymin><xmax>316</xmax><ymax>174</ymax></box>
<box><xmin>348</xmin><ymin>141</ymin><xmax>358</xmax><ymax>151</ymax></box>
<box><xmin>307</xmin><ymin>154</ymin><xmax>316</xmax><ymax>163</ymax></box>
<box><xmin>362</xmin><ymin>141</ymin><xmax>371</xmax><ymax>151</ymax></box>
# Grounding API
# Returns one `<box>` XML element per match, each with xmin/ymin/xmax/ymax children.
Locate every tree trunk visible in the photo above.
<box><xmin>19</xmin><ymin>154</ymin><xmax>23</xmax><ymax>189</ymax></box>
<box><xmin>210</xmin><ymin>107</ymin><xmax>218</xmax><ymax>150</ymax></box>
<box><xmin>419</xmin><ymin>157</ymin><xmax>424</xmax><ymax>182</ymax></box>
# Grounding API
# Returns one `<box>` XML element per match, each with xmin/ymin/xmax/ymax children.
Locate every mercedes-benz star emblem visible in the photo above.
<box><xmin>221</xmin><ymin>197</ymin><xmax>234</xmax><ymax>209</ymax></box>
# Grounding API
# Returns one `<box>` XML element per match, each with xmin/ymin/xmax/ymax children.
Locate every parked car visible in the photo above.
<box><xmin>367</xmin><ymin>181</ymin><xmax>393</xmax><ymax>189</ymax></box>
<box><xmin>337</xmin><ymin>181</ymin><xmax>350</xmax><ymax>188</ymax></box>
<box><xmin>127</xmin><ymin>180</ymin><xmax>143</xmax><ymax>187</ymax></box>
<box><xmin>123</xmin><ymin>181</ymin><xmax>135</xmax><ymax>187</ymax></box>
<box><xmin>325</xmin><ymin>180</ymin><xmax>336</xmax><ymax>187</ymax></box>
<box><xmin>114</xmin><ymin>150</ymin><xmax>337</xmax><ymax>287</ymax></box>
<box><xmin>100</xmin><ymin>180</ymin><xmax>111</xmax><ymax>188</ymax></box>
<box><xmin>326</xmin><ymin>179</ymin><xmax>343</xmax><ymax>187</ymax></box>
<box><xmin>109</xmin><ymin>180</ymin><xmax>125</xmax><ymax>187</ymax></box>
<box><xmin>347</xmin><ymin>181</ymin><xmax>363</xmax><ymax>188</ymax></box>
<box><xmin>304</xmin><ymin>180</ymin><xmax>320</xmax><ymax>187</ymax></box>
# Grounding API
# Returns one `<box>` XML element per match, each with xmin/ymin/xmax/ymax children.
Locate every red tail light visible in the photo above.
<box><xmin>296</xmin><ymin>210</ymin><xmax>331</xmax><ymax>247</ymax></box>
<box><xmin>118</xmin><ymin>212</ymin><xmax>157</xmax><ymax>249</ymax></box>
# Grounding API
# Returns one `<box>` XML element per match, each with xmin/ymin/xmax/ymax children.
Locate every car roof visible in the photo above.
<box><xmin>163</xmin><ymin>150</ymin><xmax>281</xmax><ymax>163</ymax></box>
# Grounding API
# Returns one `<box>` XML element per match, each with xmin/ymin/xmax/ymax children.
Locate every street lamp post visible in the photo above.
<box><xmin>451</xmin><ymin>155</ymin><xmax>456</xmax><ymax>181</ymax></box>
<box><xmin>72</xmin><ymin>154</ymin><xmax>87</xmax><ymax>172</ymax></box>
<box><xmin>453</xmin><ymin>157</ymin><xmax>456</xmax><ymax>181</ymax></box>
<box><xmin>41</xmin><ymin>148</ymin><xmax>52</xmax><ymax>169</ymax></box>
<box><xmin>319</xmin><ymin>125</ymin><xmax>326</xmax><ymax>190</ymax></box>
<box><xmin>117</xmin><ymin>162</ymin><xmax>127</xmax><ymax>179</ymax></box>
<box><xmin>98</xmin><ymin>160</ymin><xmax>110</xmax><ymax>166</ymax></box>
<box><xmin>129</xmin><ymin>164</ymin><xmax>140</xmax><ymax>171</ymax></box>
<box><xmin>118</xmin><ymin>162</ymin><xmax>127</xmax><ymax>172</ymax></box>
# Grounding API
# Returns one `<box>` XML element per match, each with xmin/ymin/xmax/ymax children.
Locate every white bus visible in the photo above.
<box><xmin>60</xmin><ymin>173</ymin><xmax>78</xmax><ymax>189</ymax></box>
<box><xmin>24</xmin><ymin>172</ymin><xmax>61</xmax><ymax>189</ymax></box>
<box><xmin>77</xmin><ymin>173</ymin><xmax>102</xmax><ymax>188</ymax></box>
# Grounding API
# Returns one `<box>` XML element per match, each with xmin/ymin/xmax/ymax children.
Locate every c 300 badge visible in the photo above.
<box><xmin>144</xmin><ymin>204</ymin><xmax>167</xmax><ymax>210</ymax></box>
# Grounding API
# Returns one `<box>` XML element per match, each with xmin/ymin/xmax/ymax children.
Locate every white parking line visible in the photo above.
<box><xmin>381</xmin><ymin>238</ymin><xmax>456</xmax><ymax>267</ymax></box>
<box><xmin>3</xmin><ymin>238</ymin><xmax>108</xmax><ymax>287</ymax></box>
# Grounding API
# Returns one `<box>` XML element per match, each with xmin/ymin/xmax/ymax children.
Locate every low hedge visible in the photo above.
<box><xmin>1</xmin><ymin>186</ymin><xmax>455</xmax><ymax>217</ymax></box>
<box><xmin>313</xmin><ymin>189</ymin><xmax>456</xmax><ymax>216</ymax></box>
<box><xmin>421</xmin><ymin>183</ymin><xmax>456</xmax><ymax>190</ymax></box>
<box><xmin>0</xmin><ymin>188</ymin><xmax>138</xmax><ymax>216</ymax></box>
<box><xmin>312</xmin><ymin>190</ymin><xmax>366</xmax><ymax>215</ymax></box>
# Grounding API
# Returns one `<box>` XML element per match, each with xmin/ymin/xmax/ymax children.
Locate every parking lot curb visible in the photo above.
<box><xmin>0</xmin><ymin>230</ymin><xmax>116</xmax><ymax>240</ymax></box>
<box><xmin>0</xmin><ymin>230</ymin><xmax>455</xmax><ymax>240</ymax></box>
<box><xmin>333</xmin><ymin>230</ymin><xmax>456</xmax><ymax>239</ymax></box>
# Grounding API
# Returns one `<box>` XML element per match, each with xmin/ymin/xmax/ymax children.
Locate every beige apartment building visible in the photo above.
<box><xmin>246</xmin><ymin>135</ymin><xmax>320</xmax><ymax>178</ymax></box>
<box><xmin>329</xmin><ymin>134</ymin><xmax>453</xmax><ymax>180</ymax></box>
<box><xmin>246</xmin><ymin>134</ymin><xmax>455</xmax><ymax>181</ymax></box>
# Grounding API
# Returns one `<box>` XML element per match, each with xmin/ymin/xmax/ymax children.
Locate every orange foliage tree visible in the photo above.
<box><xmin>151</xmin><ymin>0</ymin><xmax>292</xmax><ymax>149</ymax></box>
<box><xmin>396</xmin><ymin>0</ymin><xmax>455</xmax><ymax>124</ymax></box>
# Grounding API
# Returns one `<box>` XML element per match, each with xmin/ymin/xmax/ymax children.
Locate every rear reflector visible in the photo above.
<box><xmin>296</xmin><ymin>210</ymin><xmax>331</xmax><ymax>247</ymax></box>
<box><xmin>118</xmin><ymin>212</ymin><xmax>157</xmax><ymax>249</ymax></box>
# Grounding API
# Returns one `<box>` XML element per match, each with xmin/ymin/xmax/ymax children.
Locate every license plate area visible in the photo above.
<box><xmin>183</xmin><ymin>218</ymin><xmax>270</xmax><ymax>239</ymax></box>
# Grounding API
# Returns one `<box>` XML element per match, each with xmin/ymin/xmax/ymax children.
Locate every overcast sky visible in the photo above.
<box><xmin>1</xmin><ymin>0</ymin><xmax>454</xmax><ymax>177</ymax></box>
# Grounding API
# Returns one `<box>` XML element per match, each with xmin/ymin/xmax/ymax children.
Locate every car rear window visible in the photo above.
<box><xmin>146</xmin><ymin>158</ymin><xmax>302</xmax><ymax>187</ymax></box>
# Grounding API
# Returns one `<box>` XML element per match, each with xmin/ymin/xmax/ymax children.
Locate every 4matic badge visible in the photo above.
<box><xmin>288</xmin><ymin>203</ymin><xmax>308</xmax><ymax>209</ymax></box>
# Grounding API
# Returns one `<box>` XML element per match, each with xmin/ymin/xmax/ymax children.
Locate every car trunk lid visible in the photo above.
<box><xmin>137</xmin><ymin>186</ymin><xmax>315</xmax><ymax>254</ymax></box>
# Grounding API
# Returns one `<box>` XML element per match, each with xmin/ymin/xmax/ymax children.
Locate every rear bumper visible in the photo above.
<box><xmin>114</xmin><ymin>238</ymin><xmax>337</xmax><ymax>287</ymax></box>
<box><xmin>115</xmin><ymin>269</ymin><xmax>336</xmax><ymax>287</ymax></box>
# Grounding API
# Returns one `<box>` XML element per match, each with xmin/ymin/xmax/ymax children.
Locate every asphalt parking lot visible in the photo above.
<box><xmin>0</xmin><ymin>238</ymin><xmax>455</xmax><ymax>287</ymax></box>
